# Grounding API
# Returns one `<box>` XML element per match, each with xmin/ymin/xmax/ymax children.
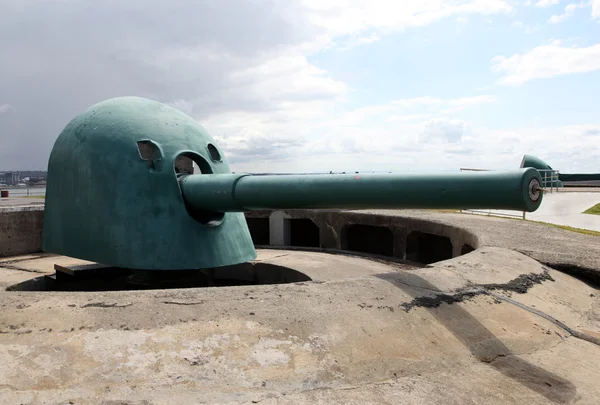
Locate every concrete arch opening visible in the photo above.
<box><xmin>287</xmin><ymin>218</ymin><xmax>320</xmax><ymax>248</ymax></box>
<box><xmin>246</xmin><ymin>218</ymin><xmax>270</xmax><ymax>246</ymax></box>
<box><xmin>406</xmin><ymin>231</ymin><xmax>453</xmax><ymax>264</ymax></box>
<box><xmin>345</xmin><ymin>224</ymin><xmax>394</xmax><ymax>257</ymax></box>
<box><xmin>461</xmin><ymin>244</ymin><xmax>476</xmax><ymax>255</ymax></box>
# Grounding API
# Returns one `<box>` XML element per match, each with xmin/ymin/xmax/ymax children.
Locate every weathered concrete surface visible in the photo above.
<box><xmin>1</xmin><ymin>248</ymin><xmax>599</xmax><ymax>404</ymax></box>
<box><xmin>0</xmin><ymin>206</ymin><xmax>44</xmax><ymax>258</ymax></box>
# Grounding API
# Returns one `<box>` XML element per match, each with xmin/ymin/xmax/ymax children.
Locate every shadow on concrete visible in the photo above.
<box><xmin>7</xmin><ymin>263</ymin><xmax>312</xmax><ymax>292</ymax></box>
<box><xmin>375</xmin><ymin>272</ymin><xmax>577</xmax><ymax>404</ymax></box>
<box><xmin>540</xmin><ymin>262</ymin><xmax>600</xmax><ymax>290</ymax></box>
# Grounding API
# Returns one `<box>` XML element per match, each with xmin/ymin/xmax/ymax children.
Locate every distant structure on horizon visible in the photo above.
<box><xmin>520</xmin><ymin>155</ymin><xmax>600</xmax><ymax>188</ymax></box>
<box><xmin>0</xmin><ymin>171</ymin><xmax>47</xmax><ymax>186</ymax></box>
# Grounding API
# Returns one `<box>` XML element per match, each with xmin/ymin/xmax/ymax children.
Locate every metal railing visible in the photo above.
<box><xmin>537</xmin><ymin>169</ymin><xmax>560</xmax><ymax>194</ymax></box>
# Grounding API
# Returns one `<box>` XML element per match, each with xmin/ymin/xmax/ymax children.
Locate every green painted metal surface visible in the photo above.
<box><xmin>520</xmin><ymin>154</ymin><xmax>555</xmax><ymax>172</ymax></box>
<box><xmin>43</xmin><ymin>97</ymin><xmax>256</xmax><ymax>270</ymax></box>
<box><xmin>522</xmin><ymin>154</ymin><xmax>600</xmax><ymax>185</ymax></box>
<box><xmin>520</xmin><ymin>154</ymin><xmax>563</xmax><ymax>188</ymax></box>
<box><xmin>179</xmin><ymin>169</ymin><xmax>543</xmax><ymax>213</ymax></box>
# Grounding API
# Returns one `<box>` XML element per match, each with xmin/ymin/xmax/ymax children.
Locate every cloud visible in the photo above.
<box><xmin>0</xmin><ymin>104</ymin><xmax>16</xmax><ymax>114</ymax></box>
<box><xmin>0</xmin><ymin>0</ymin><xmax>330</xmax><ymax>169</ymax></box>
<box><xmin>534</xmin><ymin>0</ymin><xmax>560</xmax><ymax>7</ymax></box>
<box><xmin>421</xmin><ymin>118</ymin><xmax>472</xmax><ymax>143</ymax></box>
<box><xmin>306</xmin><ymin>95</ymin><xmax>495</xmax><ymax>131</ymax></box>
<box><xmin>0</xmin><ymin>0</ymin><xmax>515</xmax><ymax>170</ymax></box>
<box><xmin>548</xmin><ymin>3</ymin><xmax>583</xmax><ymax>23</ymax></box>
<box><xmin>583</xmin><ymin>128</ymin><xmax>600</xmax><ymax>136</ymax></box>
<box><xmin>512</xmin><ymin>20</ymin><xmax>541</xmax><ymax>33</ymax></box>
<box><xmin>1</xmin><ymin>0</ymin><xmax>596</xmax><ymax>175</ymax></box>
<box><xmin>272</xmin><ymin>122</ymin><xmax>600</xmax><ymax>173</ymax></box>
<box><xmin>215</xmin><ymin>132</ymin><xmax>306</xmax><ymax>164</ymax></box>
<box><xmin>200</xmin><ymin>93</ymin><xmax>497</xmax><ymax>170</ymax></box>
<box><xmin>592</xmin><ymin>0</ymin><xmax>600</xmax><ymax>17</ymax></box>
<box><xmin>391</xmin><ymin>95</ymin><xmax>496</xmax><ymax>109</ymax></box>
<box><xmin>491</xmin><ymin>42</ymin><xmax>600</xmax><ymax>85</ymax></box>
<box><xmin>220</xmin><ymin>108</ymin><xmax>600</xmax><ymax>173</ymax></box>
<box><xmin>302</xmin><ymin>0</ymin><xmax>512</xmax><ymax>38</ymax></box>
<box><xmin>445</xmin><ymin>145</ymin><xmax>475</xmax><ymax>155</ymax></box>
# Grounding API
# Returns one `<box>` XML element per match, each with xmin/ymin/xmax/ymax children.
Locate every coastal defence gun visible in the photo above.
<box><xmin>42</xmin><ymin>97</ymin><xmax>543</xmax><ymax>272</ymax></box>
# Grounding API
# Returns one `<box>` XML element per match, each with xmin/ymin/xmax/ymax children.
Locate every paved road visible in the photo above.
<box><xmin>528</xmin><ymin>191</ymin><xmax>600</xmax><ymax>231</ymax></box>
<box><xmin>466</xmin><ymin>191</ymin><xmax>600</xmax><ymax>232</ymax></box>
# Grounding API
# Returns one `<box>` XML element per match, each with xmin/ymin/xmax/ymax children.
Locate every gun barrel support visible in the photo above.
<box><xmin>179</xmin><ymin>168</ymin><xmax>543</xmax><ymax>214</ymax></box>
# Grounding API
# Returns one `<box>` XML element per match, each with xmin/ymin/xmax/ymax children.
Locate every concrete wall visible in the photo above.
<box><xmin>0</xmin><ymin>206</ymin><xmax>479</xmax><ymax>264</ymax></box>
<box><xmin>0</xmin><ymin>206</ymin><xmax>44</xmax><ymax>257</ymax></box>
<box><xmin>245</xmin><ymin>209</ymin><xmax>480</xmax><ymax>263</ymax></box>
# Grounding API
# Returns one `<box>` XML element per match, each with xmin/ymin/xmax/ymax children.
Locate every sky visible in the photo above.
<box><xmin>0</xmin><ymin>0</ymin><xmax>599</xmax><ymax>174</ymax></box>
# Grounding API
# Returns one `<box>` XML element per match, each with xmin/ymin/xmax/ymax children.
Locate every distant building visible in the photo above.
<box><xmin>0</xmin><ymin>171</ymin><xmax>47</xmax><ymax>186</ymax></box>
<box><xmin>0</xmin><ymin>172</ymin><xmax>20</xmax><ymax>186</ymax></box>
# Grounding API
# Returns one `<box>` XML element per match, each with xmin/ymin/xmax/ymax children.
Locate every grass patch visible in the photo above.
<box><xmin>22</xmin><ymin>195</ymin><xmax>45</xmax><ymax>199</ymax></box>
<box><xmin>583</xmin><ymin>203</ymin><xmax>600</xmax><ymax>215</ymax></box>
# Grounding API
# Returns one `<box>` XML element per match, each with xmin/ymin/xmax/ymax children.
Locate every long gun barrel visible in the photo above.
<box><xmin>179</xmin><ymin>168</ymin><xmax>543</xmax><ymax>213</ymax></box>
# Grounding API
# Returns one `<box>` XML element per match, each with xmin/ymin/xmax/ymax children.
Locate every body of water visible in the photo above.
<box><xmin>1</xmin><ymin>186</ymin><xmax>46</xmax><ymax>197</ymax></box>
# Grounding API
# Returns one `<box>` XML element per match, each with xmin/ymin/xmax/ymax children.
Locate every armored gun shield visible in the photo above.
<box><xmin>42</xmin><ymin>97</ymin><xmax>256</xmax><ymax>270</ymax></box>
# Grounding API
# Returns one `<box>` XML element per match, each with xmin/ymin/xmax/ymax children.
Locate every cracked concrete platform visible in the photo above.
<box><xmin>1</xmin><ymin>247</ymin><xmax>599</xmax><ymax>405</ymax></box>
